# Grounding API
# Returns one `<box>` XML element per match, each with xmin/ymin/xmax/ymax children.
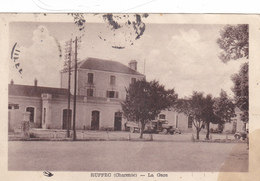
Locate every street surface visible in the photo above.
<box><xmin>8</xmin><ymin>139</ymin><xmax>248</xmax><ymax>172</ymax></box>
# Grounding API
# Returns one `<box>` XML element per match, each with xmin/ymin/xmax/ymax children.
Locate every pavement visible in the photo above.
<box><xmin>8</xmin><ymin>128</ymin><xmax>248</xmax><ymax>143</ymax></box>
<box><xmin>8</xmin><ymin>140</ymin><xmax>248</xmax><ymax>172</ymax></box>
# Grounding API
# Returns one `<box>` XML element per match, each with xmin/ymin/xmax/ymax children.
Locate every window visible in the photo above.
<box><xmin>131</xmin><ymin>78</ymin><xmax>136</xmax><ymax>84</ymax></box>
<box><xmin>87</xmin><ymin>88</ymin><xmax>93</xmax><ymax>97</ymax></box>
<box><xmin>110</xmin><ymin>75</ymin><xmax>116</xmax><ymax>85</ymax></box>
<box><xmin>159</xmin><ymin>114</ymin><xmax>166</xmax><ymax>119</ymax></box>
<box><xmin>107</xmin><ymin>91</ymin><xmax>119</xmax><ymax>98</ymax></box>
<box><xmin>88</xmin><ymin>73</ymin><xmax>94</xmax><ymax>83</ymax></box>
<box><xmin>188</xmin><ymin>116</ymin><xmax>193</xmax><ymax>128</ymax></box>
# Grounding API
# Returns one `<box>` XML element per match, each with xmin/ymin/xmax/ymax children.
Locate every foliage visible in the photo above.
<box><xmin>213</xmin><ymin>90</ymin><xmax>236</xmax><ymax>123</ymax></box>
<box><xmin>203</xmin><ymin>94</ymin><xmax>221</xmax><ymax>139</ymax></box>
<box><xmin>121</xmin><ymin>79</ymin><xmax>177</xmax><ymax>138</ymax></box>
<box><xmin>175</xmin><ymin>92</ymin><xmax>213</xmax><ymax>139</ymax></box>
<box><xmin>217</xmin><ymin>24</ymin><xmax>249</xmax><ymax>123</ymax></box>
<box><xmin>217</xmin><ymin>24</ymin><xmax>249</xmax><ymax>63</ymax></box>
<box><xmin>231</xmin><ymin>62</ymin><xmax>249</xmax><ymax>122</ymax></box>
<box><xmin>175</xmin><ymin>92</ymin><xmax>235</xmax><ymax>139</ymax></box>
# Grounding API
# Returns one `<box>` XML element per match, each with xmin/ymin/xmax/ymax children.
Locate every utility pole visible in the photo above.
<box><xmin>65</xmin><ymin>39</ymin><xmax>72</xmax><ymax>138</ymax></box>
<box><xmin>72</xmin><ymin>36</ymin><xmax>78</xmax><ymax>141</ymax></box>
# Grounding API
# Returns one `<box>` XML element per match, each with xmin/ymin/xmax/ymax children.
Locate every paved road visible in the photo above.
<box><xmin>8</xmin><ymin>141</ymin><xmax>248</xmax><ymax>172</ymax></box>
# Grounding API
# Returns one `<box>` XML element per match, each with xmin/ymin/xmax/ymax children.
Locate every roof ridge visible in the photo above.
<box><xmin>9</xmin><ymin>84</ymin><xmax>68</xmax><ymax>90</ymax></box>
<box><xmin>78</xmin><ymin>57</ymin><xmax>144</xmax><ymax>76</ymax></box>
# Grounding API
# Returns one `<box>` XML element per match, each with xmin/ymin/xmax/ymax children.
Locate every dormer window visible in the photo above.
<box><xmin>110</xmin><ymin>75</ymin><xmax>116</xmax><ymax>85</ymax></box>
<box><xmin>88</xmin><ymin>73</ymin><xmax>94</xmax><ymax>84</ymax></box>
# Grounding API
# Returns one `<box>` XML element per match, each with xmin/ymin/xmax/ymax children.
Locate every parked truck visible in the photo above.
<box><xmin>125</xmin><ymin>119</ymin><xmax>179</xmax><ymax>135</ymax></box>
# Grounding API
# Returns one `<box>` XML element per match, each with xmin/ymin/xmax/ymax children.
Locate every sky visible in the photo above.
<box><xmin>9</xmin><ymin>14</ymin><xmax>247</xmax><ymax>98</ymax></box>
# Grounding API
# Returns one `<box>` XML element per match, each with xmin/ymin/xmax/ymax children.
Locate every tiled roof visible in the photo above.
<box><xmin>77</xmin><ymin>57</ymin><xmax>144</xmax><ymax>76</ymax></box>
<box><xmin>8</xmin><ymin>84</ymin><xmax>69</xmax><ymax>98</ymax></box>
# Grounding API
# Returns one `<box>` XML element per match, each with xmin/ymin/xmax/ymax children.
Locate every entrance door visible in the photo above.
<box><xmin>91</xmin><ymin>111</ymin><xmax>100</xmax><ymax>130</ymax></box>
<box><xmin>26</xmin><ymin>107</ymin><xmax>35</xmax><ymax>123</ymax></box>
<box><xmin>63</xmin><ymin>109</ymin><xmax>72</xmax><ymax>130</ymax></box>
<box><xmin>114</xmin><ymin>112</ymin><xmax>122</xmax><ymax>131</ymax></box>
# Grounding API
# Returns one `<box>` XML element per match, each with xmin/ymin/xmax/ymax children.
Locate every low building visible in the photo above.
<box><xmin>222</xmin><ymin>107</ymin><xmax>246</xmax><ymax>133</ymax></box>
<box><xmin>8</xmin><ymin>79</ymin><xmax>68</xmax><ymax>131</ymax></box>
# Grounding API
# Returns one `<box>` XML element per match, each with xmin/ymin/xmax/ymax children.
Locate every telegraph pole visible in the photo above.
<box><xmin>65</xmin><ymin>39</ymin><xmax>72</xmax><ymax>138</ymax></box>
<box><xmin>72</xmin><ymin>36</ymin><xmax>78</xmax><ymax>141</ymax></box>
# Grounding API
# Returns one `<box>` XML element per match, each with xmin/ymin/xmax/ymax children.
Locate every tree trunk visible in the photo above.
<box><xmin>206</xmin><ymin>122</ymin><xmax>210</xmax><ymax>140</ymax></box>
<box><xmin>196</xmin><ymin>128</ymin><xmax>200</xmax><ymax>140</ymax></box>
<box><xmin>139</xmin><ymin>123</ymin><xmax>145</xmax><ymax>139</ymax></box>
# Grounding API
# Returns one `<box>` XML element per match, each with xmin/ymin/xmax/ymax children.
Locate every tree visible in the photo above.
<box><xmin>213</xmin><ymin>90</ymin><xmax>236</xmax><ymax>125</ymax></box>
<box><xmin>203</xmin><ymin>94</ymin><xmax>220</xmax><ymax>140</ymax></box>
<box><xmin>217</xmin><ymin>24</ymin><xmax>248</xmax><ymax>63</ymax></box>
<box><xmin>121</xmin><ymin>79</ymin><xmax>177</xmax><ymax>138</ymax></box>
<box><xmin>231</xmin><ymin>62</ymin><xmax>249</xmax><ymax>122</ymax></box>
<box><xmin>175</xmin><ymin>92</ymin><xmax>208</xmax><ymax>140</ymax></box>
<box><xmin>217</xmin><ymin>24</ymin><xmax>249</xmax><ymax>123</ymax></box>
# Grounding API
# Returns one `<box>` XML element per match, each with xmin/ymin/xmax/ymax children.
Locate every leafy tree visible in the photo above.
<box><xmin>217</xmin><ymin>24</ymin><xmax>249</xmax><ymax>123</ymax></box>
<box><xmin>217</xmin><ymin>24</ymin><xmax>248</xmax><ymax>63</ymax></box>
<box><xmin>121</xmin><ymin>79</ymin><xmax>177</xmax><ymax>138</ymax></box>
<box><xmin>203</xmin><ymin>94</ymin><xmax>221</xmax><ymax>139</ymax></box>
<box><xmin>175</xmin><ymin>92</ymin><xmax>228</xmax><ymax>140</ymax></box>
<box><xmin>213</xmin><ymin>90</ymin><xmax>236</xmax><ymax>124</ymax></box>
<box><xmin>231</xmin><ymin>62</ymin><xmax>249</xmax><ymax>122</ymax></box>
<box><xmin>175</xmin><ymin>92</ymin><xmax>209</xmax><ymax>140</ymax></box>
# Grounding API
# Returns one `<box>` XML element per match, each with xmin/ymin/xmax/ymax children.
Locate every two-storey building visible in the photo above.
<box><xmin>8</xmin><ymin>58</ymin><xmax>145</xmax><ymax>131</ymax></box>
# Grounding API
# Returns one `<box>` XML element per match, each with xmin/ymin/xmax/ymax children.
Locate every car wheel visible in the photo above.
<box><xmin>234</xmin><ymin>134</ymin><xmax>241</xmax><ymax>140</ymax></box>
<box><xmin>162</xmin><ymin>129</ymin><xmax>168</xmax><ymax>135</ymax></box>
<box><xmin>130</xmin><ymin>127</ymin><xmax>135</xmax><ymax>133</ymax></box>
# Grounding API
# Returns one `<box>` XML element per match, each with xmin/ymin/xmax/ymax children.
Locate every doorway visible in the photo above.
<box><xmin>114</xmin><ymin>112</ymin><xmax>122</xmax><ymax>131</ymax></box>
<box><xmin>91</xmin><ymin>111</ymin><xmax>100</xmax><ymax>130</ymax></box>
<box><xmin>26</xmin><ymin>107</ymin><xmax>35</xmax><ymax>123</ymax></box>
<box><xmin>62</xmin><ymin>109</ymin><xmax>72</xmax><ymax>130</ymax></box>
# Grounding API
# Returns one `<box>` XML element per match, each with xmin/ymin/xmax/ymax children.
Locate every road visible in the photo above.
<box><xmin>8</xmin><ymin>140</ymin><xmax>248</xmax><ymax>172</ymax></box>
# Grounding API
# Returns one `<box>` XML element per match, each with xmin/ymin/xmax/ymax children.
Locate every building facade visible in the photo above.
<box><xmin>8</xmin><ymin>58</ymin><xmax>145</xmax><ymax>131</ymax></box>
<box><xmin>8</xmin><ymin>57</ymin><xmax>246</xmax><ymax>133</ymax></box>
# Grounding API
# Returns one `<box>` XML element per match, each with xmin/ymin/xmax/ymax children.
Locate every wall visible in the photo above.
<box><xmin>42</xmin><ymin>96</ymin><xmax>125</xmax><ymax>130</ymax></box>
<box><xmin>77</xmin><ymin>69</ymin><xmax>144</xmax><ymax>99</ymax></box>
<box><xmin>9</xmin><ymin>96</ymin><xmax>42</xmax><ymax>131</ymax></box>
<box><xmin>61</xmin><ymin>68</ymin><xmax>144</xmax><ymax>98</ymax></box>
<box><xmin>159</xmin><ymin>110</ymin><xmax>195</xmax><ymax>132</ymax></box>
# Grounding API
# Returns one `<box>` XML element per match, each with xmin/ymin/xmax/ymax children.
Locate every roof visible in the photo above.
<box><xmin>77</xmin><ymin>57</ymin><xmax>144</xmax><ymax>76</ymax></box>
<box><xmin>8</xmin><ymin>84</ymin><xmax>69</xmax><ymax>98</ymax></box>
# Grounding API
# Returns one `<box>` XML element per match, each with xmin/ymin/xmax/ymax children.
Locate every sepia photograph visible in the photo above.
<box><xmin>2</xmin><ymin>13</ymin><xmax>260</xmax><ymax>180</ymax></box>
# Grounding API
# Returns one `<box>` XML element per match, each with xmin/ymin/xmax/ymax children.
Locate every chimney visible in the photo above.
<box><xmin>128</xmin><ymin>60</ymin><xmax>137</xmax><ymax>71</ymax></box>
<box><xmin>10</xmin><ymin>79</ymin><xmax>14</xmax><ymax>85</ymax></box>
<box><xmin>34</xmin><ymin>78</ymin><xmax>38</xmax><ymax>87</ymax></box>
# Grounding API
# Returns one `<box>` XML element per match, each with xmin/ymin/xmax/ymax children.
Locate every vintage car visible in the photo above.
<box><xmin>125</xmin><ymin>119</ymin><xmax>177</xmax><ymax>135</ymax></box>
<box><xmin>234</xmin><ymin>130</ymin><xmax>248</xmax><ymax>140</ymax></box>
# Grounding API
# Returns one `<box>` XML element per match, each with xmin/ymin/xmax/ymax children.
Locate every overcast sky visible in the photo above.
<box><xmin>9</xmin><ymin>15</ymin><xmax>247</xmax><ymax>98</ymax></box>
